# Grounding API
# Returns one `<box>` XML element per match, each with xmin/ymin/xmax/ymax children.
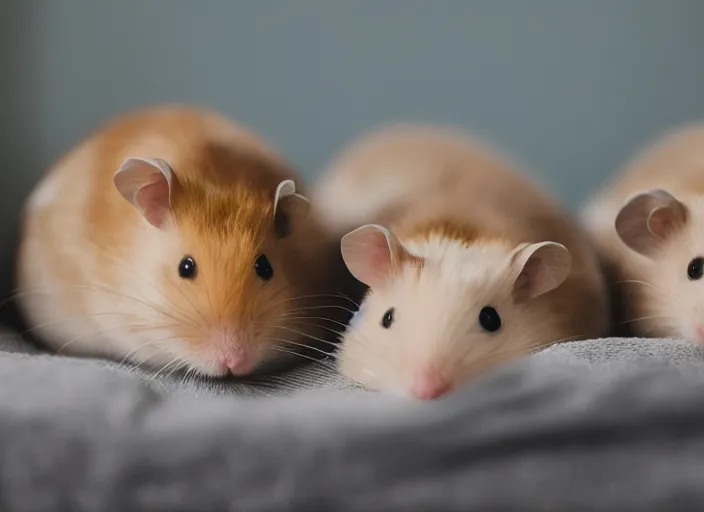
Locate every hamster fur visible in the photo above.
<box><xmin>313</xmin><ymin>125</ymin><xmax>610</xmax><ymax>399</ymax></box>
<box><xmin>581</xmin><ymin>123</ymin><xmax>704</xmax><ymax>342</ymax></box>
<box><xmin>16</xmin><ymin>105</ymin><xmax>350</xmax><ymax>377</ymax></box>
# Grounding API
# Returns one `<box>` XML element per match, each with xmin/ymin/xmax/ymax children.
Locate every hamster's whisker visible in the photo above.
<box><xmin>283</xmin><ymin>304</ymin><xmax>357</xmax><ymax>315</ymax></box>
<box><xmin>248</xmin><ymin>287</ymin><xmax>295</xmax><ymax>326</ymax></box>
<box><xmin>538</xmin><ymin>333</ymin><xmax>588</xmax><ymax>350</ymax></box>
<box><xmin>278</xmin><ymin>314</ymin><xmax>351</xmax><ymax>331</ymax></box>
<box><xmin>256</xmin><ymin>290</ymin><xmax>304</xmax><ymax>312</ymax></box>
<box><xmin>619</xmin><ymin>315</ymin><xmax>676</xmax><ymax>326</ymax></box>
<box><xmin>619</xmin><ymin>279</ymin><xmax>686</xmax><ymax>309</ymax></box>
<box><xmin>271</xmin><ymin>325</ymin><xmax>369</xmax><ymax>357</ymax></box>
<box><xmin>79</xmin><ymin>283</ymin><xmax>199</xmax><ymax>328</ymax></box>
<box><xmin>56</xmin><ymin>321</ymin><xmax>158</xmax><ymax>355</ymax></box>
<box><xmin>117</xmin><ymin>347</ymin><xmax>172</xmax><ymax>374</ymax></box>
<box><xmin>164</xmin><ymin>360</ymin><xmax>190</xmax><ymax>380</ymax></box>
<box><xmin>146</xmin><ymin>357</ymin><xmax>186</xmax><ymax>385</ymax></box>
<box><xmin>118</xmin><ymin>343</ymin><xmax>162</xmax><ymax>367</ymax></box>
<box><xmin>85</xmin><ymin>241</ymin><xmax>204</xmax><ymax>326</ymax></box>
<box><xmin>462</xmin><ymin>333</ymin><xmax>587</xmax><ymax>367</ymax></box>
<box><xmin>0</xmin><ymin>286</ymin><xmax>90</xmax><ymax>311</ymax></box>
<box><xmin>158</xmin><ymin>359</ymin><xmax>186</xmax><ymax>380</ymax></box>
<box><xmin>269</xmin><ymin>337</ymin><xmax>338</xmax><ymax>359</ymax></box>
<box><xmin>117</xmin><ymin>335</ymin><xmax>188</xmax><ymax>366</ymax></box>
<box><xmin>460</xmin><ymin>348</ymin><xmax>521</xmax><ymax>369</ymax></box>
<box><xmin>179</xmin><ymin>367</ymin><xmax>200</xmax><ymax>388</ymax></box>
<box><xmin>459</xmin><ymin>333</ymin><xmax>581</xmax><ymax>369</ymax></box>
<box><xmin>615</xmin><ymin>279</ymin><xmax>665</xmax><ymax>292</ymax></box>
<box><xmin>249</xmin><ymin>291</ymin><xmax>299</xmax><ymax>331</ymax></box>
<box><xmin>328</xmin><ymin>294</ymin><xmax>361</xmax><ymax>308</ymax></box>
<box><xmin>9</xmin><ymin>284</ymin><xmax>194</xmax><ymax>328</ymax></box>
<box><xmin>163</xmin><ymin>274</ymin><xmax>211</xmax><ymax>328</ymax></box>
<box><xmin>328</xmin><ymin>348</ymin><xmax>379</xmax><ymax>372</ymax></box>
<box><xmin>269</xmin><ymin>325</ymin><xmax>340</xmax><ymax>349</ymax></box>
<box><xmin>178</xmin><ymin>368</ymin><xmax>194</xmax><ymax>388</ymax></box>
<box><xmin>18</xmin><ymin>311</ymin><xmax>145</xmax><ymax>339</ymax></box>
<box><xmin>319</xmin><ymin>292</ymin><xmax>361</xmax><ymax>308</ymax></box>
<box><xmin>307</xmin><ymin>318</ymin><xmax>383</xmax><ymax>359</ymax></box>
<box><xmin>328</xmin><ymin>329</ymin><xmax>386</xmax><ymax>364</ymax></box>
<box><xmin>269</xmin><ymin>346</ymin><xmax>339</xmax><ymax>375</ymax></box>
<box><xmin>273</xmin><ymin>293</ymin><xmax>361</xmax><ymax>308</ymax></box>
<box><xmin>202</xmin><ymin>276</ymin><xmax>216</xmax><ymax>323</ymax></box>
<box><xmin>285</xmin><ymin>318</ymin><xmax>345</xmax><ymax>340</ymax></box>
<box><xmin>362</xmin><ymin>368</ymin><xmax>378</xmax><ymax>379</ymax></box>
<box><xmin>279</xmin><ymin>317</ymin><xmax>386</xmax><ymax>363</ymax></box>
<box><xmin>278</xmin><ymin>293</ymin><xmax>359</xmax><ymax>306</ymax></box>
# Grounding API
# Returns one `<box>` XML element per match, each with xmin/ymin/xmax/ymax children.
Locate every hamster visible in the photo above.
<box><xmin>581</xmin><ymin>123</ymin><xmax>704</xmax><ymax>342</ymax></box>
<box><xmin>16</xmin><ymin>105</ymin><xmax>350</xmax><ymax>377</ymax></box>
<box><xmin>312</xmin><ymin>125</ymin><xmax>610</xmax><ymax>399</ymax></box>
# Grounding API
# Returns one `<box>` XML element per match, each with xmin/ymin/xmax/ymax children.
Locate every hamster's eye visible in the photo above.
<box><xmin>479</xmin><ymin>306</ymin><xmax>501</xmax><ymax>333</ymax></box>
<box><xmin>688</xmin><ymin>257</ymin><xmax>704</xmax><ymax>281</ymax></box>
<box><xmin>254</xmin><ymin>254</ymin><xmax>274</xmax><ymax>281</ymax></box>
<box><xmin>381</xmin><ymin>308</ymin><xmax>395</xmax><ymax>329</ymax></box>
<box><xmin>178</xmin><ymin>256</ymin><xmax>197</xmax><ymax>279</ymax></box>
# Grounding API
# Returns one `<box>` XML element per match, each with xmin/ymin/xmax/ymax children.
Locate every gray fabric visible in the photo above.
<box><xmin>3</xmin><ymin>331</ymin><xmax>704</xmax><ymax>510</ymax></box>
<box><xmin>7</xmin><ymin>329</ymin><xmax>704</xmax><ymax>397</ymax></box>
<box><xmin>0</xmin><ymin>330</ymin><xmax>359</xmax><ymax>398</ymax></box>
<box><xmin>538</xmin><ymin>336</ymin><xmax>704</xmax><ymax>366</ymax></box>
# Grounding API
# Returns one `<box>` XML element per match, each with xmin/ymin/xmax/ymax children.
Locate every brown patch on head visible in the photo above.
<box><xmin>171</xmin><ymin>141</ymin><xmax>293</xmax><ymax>234</ymax></box>
<box><xmin>394</xmin><ymin>244</ymin><xmax>425</xmax><ymax>274</ymax></box>
<box><xmin>172</xmin><ymin>170</ymin><xmax>273</xmax><ymax>241</ymax></box>
<box><xmin>404</xmin><ymin>218</ymin><xmax>484</xmax><ymax>245</ymax></box>
<box><xmin>163</xmin><ymin>142</ymin><xmax>298</xmax><ymax>326</ymax></box>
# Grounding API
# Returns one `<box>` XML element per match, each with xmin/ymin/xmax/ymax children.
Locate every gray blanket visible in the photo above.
<box><xmin>3</xmin><ymin>330</ymin><xmax>704</xmax><ymax>511</ymax></box>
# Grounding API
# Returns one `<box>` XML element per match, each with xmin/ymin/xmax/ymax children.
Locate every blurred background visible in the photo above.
<box><xmin>2</xmin><ymin>1</ymin><xmax>704</xmax><ymax>326</ymax></box>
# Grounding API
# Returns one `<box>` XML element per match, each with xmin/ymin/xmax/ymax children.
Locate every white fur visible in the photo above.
<box><xmin>27</xmin><ymin>171</ymin><xmax>62</xmax><ymax>209</ymax></box>
<box><xmin>27</xmin><ymin>144</ymin><xmax>97</xmax><ymax>210</ymax></box>
<box><xmin>612</xmin><ymin>195</ymin><xmax>704</xmax><ymax>342</ymax></box>
<box><xmin>403</xmin><ymin>235</ymin><xmax>509</xmax><ymax>279</ymax></box>
<box><xmin>17</xmin><ymin>150</ymin><xmax>121</xmax><ymax>358</ymax></box>
<box><xmin>338</xmin><ymin>236</ymin><xmax>562</xmax><ymax>398</ymax></box>
<box><xmin>581</xmin><ymin>199</ymin><xmax>617</xmax><ymax>235</ymax></box>
<box><xmin>313</xmin><ymin>166</ymin><xmax>422</xmax><ymax>232</ymax></box>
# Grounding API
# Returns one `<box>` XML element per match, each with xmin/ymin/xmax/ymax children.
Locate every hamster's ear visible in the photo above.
<box><xmin>615</xmin><ymin>189</ymin><xmax>688</xmax><ymax>258</ymax></box>
<box><xmin>114</xmin><ymin>157</ymin><xmax>174</xmax><ymax>229</ymax></box>
<box><xmin>341</xmin><ymin>224</ymin><xmax>403</xmax><ymax>289</ymax></box>
<box><xmin>508</xmin><ymin>241</ymin><xmax>572</xmax><ymax>302</ymax></box>
<box><xmin>272</xmin><ymin>179</ymin><xmax>311</xmax><ymax>238</ymax></box>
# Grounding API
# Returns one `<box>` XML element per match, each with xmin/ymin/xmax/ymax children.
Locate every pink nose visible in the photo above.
<box><xmin>696</xmin><ymin>326</ymin><xmax>704</xmax><ymax>343</ymax></box>
<box><xmin>212</xmin><ymin>329</ymin><xmax>253</xmax><ymax>375</ymax></box>
<box><xmin>222</xmin><ymin>352</ymin><xmax>252</xmax><ymax>376</ymax></box>
<box><xmin>410</xmin><ymin>373</ymin><xmax>452</xmax><ymax>400</ymax></box>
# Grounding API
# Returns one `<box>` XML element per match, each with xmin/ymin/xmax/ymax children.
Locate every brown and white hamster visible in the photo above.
<box><xmin>582</xmin><ymin>123</ymin><xmax>704</xmax><ymax>342</ymax></box>
<box><xmin>313</xmin><ymin>125</ymin><xmax>610</xmax><ymax>399</ymax></box>
<box><xmin>16</xmin><ymin>105</ymin><xmax>349</xmax><ymax>377</ymax></box>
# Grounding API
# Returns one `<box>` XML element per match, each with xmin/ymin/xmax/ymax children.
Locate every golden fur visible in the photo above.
<box><xmin>16</xmin><ymin>105</ymin><xmax>350</xmax><ymax>376</ymax></box>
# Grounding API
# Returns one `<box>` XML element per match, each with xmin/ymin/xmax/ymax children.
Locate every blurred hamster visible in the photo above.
<box><xmin>582</xmin><ymin>123</ymin><xmax>704</xmax><ymax>342</ymax></box>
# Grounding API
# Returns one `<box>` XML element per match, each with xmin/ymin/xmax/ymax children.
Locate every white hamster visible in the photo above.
<box><xmin>313</xmin><ymin>124</ymin><xmax>610</xmax><ymax>399</ymax></box>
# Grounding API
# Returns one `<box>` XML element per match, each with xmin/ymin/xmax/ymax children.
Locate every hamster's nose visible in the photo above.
<box><xmin>213</xmin><ymin>330</ymin><xmax>253</xmax><ymax>375</ymax></box>
<box><xmin>410</xmin><ymin>373</ymin><xmax>452</xmax><ymax>400</ymax></box>
<box><xmin>696</xmin><ymin>326</ymin><xmax>704</xmax><ymax>343</ymax></box>
<box><xmin>221</xmin><ymin>350</ymin><xmax>252</xmax><ymax>376</ymax></box>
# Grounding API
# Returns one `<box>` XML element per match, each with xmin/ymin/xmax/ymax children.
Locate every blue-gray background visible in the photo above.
<box><xmin>2</xmin><ymin>0</ymin><xmax>704</xmax><ymax>322</ymax></box>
